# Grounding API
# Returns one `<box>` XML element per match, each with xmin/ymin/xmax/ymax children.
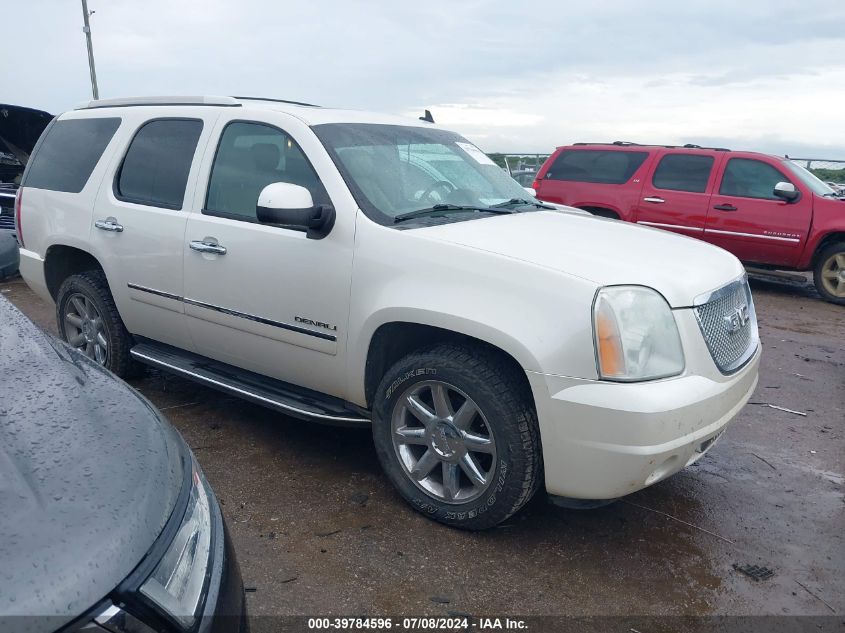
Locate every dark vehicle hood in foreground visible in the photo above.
<box><xmin>0</xmin><ymin>297</ymin><xmax>185</xmax><ymax>631</ymax></box>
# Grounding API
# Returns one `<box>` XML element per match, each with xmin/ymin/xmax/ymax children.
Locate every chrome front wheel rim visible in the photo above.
<box><xmin>820</xmin><ymin>252</ymin><xmax>845</xmax><ymax>298</ymax></box>
<box><xmin>64</xmin><ymin>293</ymin><xmax>108</xmax><ymax>365</ymax></box>
<box><xmin>391</xmin><ymin>380</ymin><xmax>496</xmax><ymax>504</ymax></box>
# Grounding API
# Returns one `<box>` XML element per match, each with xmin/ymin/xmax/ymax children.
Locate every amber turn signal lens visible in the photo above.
<box><xmin>596</xmin><ymin>305</ymin><xmax>625</xmax><ymax>377</ymax></box>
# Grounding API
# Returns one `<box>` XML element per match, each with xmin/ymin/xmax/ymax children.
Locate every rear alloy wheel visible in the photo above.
<box><xmin>63</xmin><ymin>292</ymin><xmax>109</xmax><ymax>364</ymax></box>
<box><xmin>813</xmin><ymin>242</ymin><xmax>845</xmax><ymax>305</ymax></box>
<box><xmin>372</xmin><ymin>344</ymin><xmax>542</xmax><ymax>530</ymax></box>
<box><xmin>56</xmin><ymin>270</ymin><xmax>138</xmax><ymax>377</ymax></box>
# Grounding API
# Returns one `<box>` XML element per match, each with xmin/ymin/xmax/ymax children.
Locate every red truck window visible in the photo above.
<box><xmin>546</xmin><ymin>149</ymin><xmax>648</xmax><ymax>185</ymax></box>
<box><xmin>652</xmin><ymin>154</ymin><xmax>714</xmax><ymax>193</ymax></box>
<box><xmin>719</xmin><ymin>158</ymin><xmax>792</xmax><ymax>200</ymax></box>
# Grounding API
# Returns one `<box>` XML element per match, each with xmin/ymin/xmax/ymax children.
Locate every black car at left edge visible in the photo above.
<box><xmin>1</xmin><ymin>104</ymin><xmax>52</xmax><ymax>279</ymax></box>
<box><xmin>0</xmin><ymin>295</ymin><xmax>246</xmax><ymax>633</ymax></box>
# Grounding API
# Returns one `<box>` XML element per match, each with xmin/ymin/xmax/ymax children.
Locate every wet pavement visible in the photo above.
<box><xmin>1</xmin><ymin>272</ymin><xmax>842</xmax><ymax>620</ymax></box>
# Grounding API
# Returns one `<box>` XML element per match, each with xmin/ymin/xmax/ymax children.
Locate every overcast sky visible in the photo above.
<box><xmin>5</xmin><ymin>0</ymin><xmax>845</xmax><ymax>158</ymax></box>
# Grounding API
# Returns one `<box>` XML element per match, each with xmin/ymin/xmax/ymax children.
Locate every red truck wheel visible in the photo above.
<box><xmin>814</xmin><ymin>242</ymin><xmax>845</xmax><ymax>305</ymax></box>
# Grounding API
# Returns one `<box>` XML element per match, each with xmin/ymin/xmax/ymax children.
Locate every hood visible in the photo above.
<box><xmin>416</xmin><ymin>210</ymin><xmax>744</xmax><ymax>307</ymax></box>
<box><xmin>0</xmin><ymin>297</ymin><xmax>185</xmax><ymax>631</ymax></box>
<box><xmin>0</xmin><ymin>105</ymin><xmax>52</xmax><ymax>166</ymax></box>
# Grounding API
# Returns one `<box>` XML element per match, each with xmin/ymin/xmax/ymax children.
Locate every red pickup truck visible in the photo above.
<box><xmin>533</xmin><ymin>143</ymin><xmax>845</xmax><ymax>304</ymax></box>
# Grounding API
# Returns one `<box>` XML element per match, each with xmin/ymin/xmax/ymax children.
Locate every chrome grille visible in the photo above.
<box><xmin>694</xmin><ymin>277</ymin><xmax>758</xmax><ymax>374</ymax></box>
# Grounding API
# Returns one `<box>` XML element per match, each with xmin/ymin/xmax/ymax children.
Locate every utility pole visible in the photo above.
<box><xmin>80</xmin><ymin>0</ymin><xmax>99</xmax><ymax>100</ymax></box>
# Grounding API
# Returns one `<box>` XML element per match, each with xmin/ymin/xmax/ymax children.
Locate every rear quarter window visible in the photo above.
<box><xmin>22</xmin><ymin>117</ymin><xmax>121</xmax><ymax>193</ymax></box>
<box><xmin>545</xmin><ymin>149</ymin><xmax>648</xmax><ymax>184</ymax></box>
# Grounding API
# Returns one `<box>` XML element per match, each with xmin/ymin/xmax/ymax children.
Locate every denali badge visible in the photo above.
<box><xmin>724</xmin><ymin>304</ymin><xmax>750</xmax><ymax>333</ymax></box>
<box><xmin>295</xmin><ymin>315</ymin><xmax>337</xmax><ymax>331</ymax></box>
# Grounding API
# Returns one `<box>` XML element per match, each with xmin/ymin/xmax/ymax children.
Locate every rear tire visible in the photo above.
<box><xmin>56</xmin><ymin>270</ymin><xmax>139</xmax><ymax>377</ymax></box>
<box><xmin>813</xmin><ymin>241</ymin><xmax>845</xmax><ymax>305</ymax></box>
<box><xmin>372</xmin><ymin>344</ymin><xmax>542</xmax><ymax>530</ymax></box>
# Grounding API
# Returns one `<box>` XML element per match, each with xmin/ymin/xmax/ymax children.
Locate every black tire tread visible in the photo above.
<box><xmin>813</xmin><ymin>241</ymin><xmax>845</xmax><ymax>306</ymax></box>
<box><xmin>373</xmin><ymin>342</ymin><xmax>543</xmax><ymax>530</ymax></box>
<box><xmin>56</xmin><ymin>269</ymin><xmax>139</xmax><ymax>378</ymax></box>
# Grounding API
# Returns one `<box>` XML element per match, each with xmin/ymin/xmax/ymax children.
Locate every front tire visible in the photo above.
<box><xmin>56</xmin><ymin>270</ymin><xmax>137</xmax><ymax>377</ymax></box>
<box><xmin>372</xmin><ymin>344</ymin><xmax>542</xmax><ymax>530</ymax></box>
<box><xmin>813</xmin><ymin>241</ymin><xmax>845</xmax><ymax>305</ymax></box>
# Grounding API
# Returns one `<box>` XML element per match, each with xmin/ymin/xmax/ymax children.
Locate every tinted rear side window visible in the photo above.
<box><xmin>546</xmin><ymin>150</ymin><xmax>648</xmax><ymax>184</ymax></box>
<box><xmin>652</xmin><ymin>154</ymin><xmax>714</xmax><ymax>193</ymax></box>
<box><xmin>23</xmin><ymin>118</ymin><xmax>120</xmax><ymax>193</ymax></box>
<box><xmin>115</xmin><ymin>119</ymin><xmax>203</xmax><ymax>210</ymax></box>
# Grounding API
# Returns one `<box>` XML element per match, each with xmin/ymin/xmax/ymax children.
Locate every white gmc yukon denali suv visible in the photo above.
<box><xmin>15</xmin><ymin>96</ymin><xmax>760</xmax><ymax>529</ymax></box>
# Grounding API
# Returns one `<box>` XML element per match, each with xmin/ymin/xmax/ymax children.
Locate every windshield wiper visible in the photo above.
<box><xmin>393</xmin><ymin>204</ymin><xmax>514</xmax><ymax>223</ymax></box>
<box><xmin>489</xmin><ymin>198</ymin><xmax>555</xmax><ymax>210</ymax></box>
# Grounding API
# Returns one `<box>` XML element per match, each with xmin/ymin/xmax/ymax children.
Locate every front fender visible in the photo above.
<box><xmin>345</xmin><ymin>218</ymin><xmax>599</xmax><ymax>405</ymax></box>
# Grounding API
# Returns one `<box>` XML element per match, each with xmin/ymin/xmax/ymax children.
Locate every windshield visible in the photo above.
<box><xmin>312</xmin><ymin>123</ymin><xmax>537</xmax><ymax>223</ymax></box>
<box><xmin>783</xmin><ymin>160</ymin><xmax>837</xmax><ymax>196</ymax></box>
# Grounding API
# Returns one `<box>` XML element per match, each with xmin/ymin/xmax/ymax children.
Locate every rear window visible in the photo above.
<box><xmin>652</xmin><ymin>154</ymin><xmax>714</xmax><ymax>193</ymax></box>
<box><xmin>545</xmin><ymin>149</ymin><xmax>648</xmax><ymax>184</ymax></box>
<box><xmin>22</xmin><ymin>118</ymin><xmax>121</xmax><ymax>193</ymax></box>
<box><xmin>115</xmin><ymin>118</ymin><xmax>203</xmax><ymax>210</ymax></box>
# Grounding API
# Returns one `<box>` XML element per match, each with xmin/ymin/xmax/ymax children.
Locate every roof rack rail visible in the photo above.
<box><xmin>232</xmin><ymin>96</ymin><xmax>321</xmax><ymax>108</ymax></box>
<box><xmin>77</xmin><ymin>96</ymin><xmax>241</xmax><ymax>110</ymax></box>
<box><xmin>572</xmin><ymin>141</ymin><xmax>731</xmax><ymax>151</ymax></box>
<box><xmin>572</xmin><ymin>141</ymin><xmax>643</xmax><ymax>147</ymax></box>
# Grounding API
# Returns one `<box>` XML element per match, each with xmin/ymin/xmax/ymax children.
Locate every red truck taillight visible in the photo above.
<box><xmin>14</xmin><ymin>188</ymin><xmax>24</xmax><ymax>248</ymax></box>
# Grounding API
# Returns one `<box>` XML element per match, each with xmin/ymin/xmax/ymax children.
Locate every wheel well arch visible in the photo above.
<box><xmin>577</xmin><ymin>206</ymin><xmax>620</xmax><ymax>219</ymax></box>
<box><xmin>363</xmin><ymin>322</ymin><xmax>533</xmax><ymax>410</ymax></box>
<box><xmin>44</xmin><ymin>245</ymin><xmax>104</xmax><ymax>300</ymax></box>
<box><xmin>811</xmin><ymin>232</ymin><xmax>845</xmax><ymax>267</ymax></box>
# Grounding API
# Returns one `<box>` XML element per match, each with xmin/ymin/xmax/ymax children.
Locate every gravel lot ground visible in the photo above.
<box><xmin>2</xmin><ymin>272</ymin><xmax>842</xmax><ymax>627</ymax></box>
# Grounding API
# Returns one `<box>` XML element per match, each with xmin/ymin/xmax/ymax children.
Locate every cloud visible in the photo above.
<box><xmin>4</xmin><ymin>0</ymin><xmax>845</xmax><ymax>158</ymax></box>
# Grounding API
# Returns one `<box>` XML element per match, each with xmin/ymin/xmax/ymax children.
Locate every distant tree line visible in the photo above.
<box><xmin>487</xmin><ymin>153</ymin><xmax>549</xmax><ymax>170</ymax></box>
<box><xmin>810</xmin><ymin>167</ymin><xmax>845</xmax><ymax>183</ymax></box>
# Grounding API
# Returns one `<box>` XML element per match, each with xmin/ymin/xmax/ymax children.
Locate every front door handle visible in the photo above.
<box><xmin>94</xmin><ymin>217</ymin><xmax>124</xmax><ymax>232</ymax></box>
<box><xmin>643</xmin><ymin>197</ymin><xmax>665</xmax><ymax>204</ymax></box>
<box><xmin>713</xmin><ymin>203</ymin><xmax>738</xmax><ymax>211</ymax></box>
<box><xmin>189</xmin><ymin>240</ymin><xmax>227</xmax><ymax>255</ymax></box>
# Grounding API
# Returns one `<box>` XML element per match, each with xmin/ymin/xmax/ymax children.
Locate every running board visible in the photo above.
<box><xmin>130</xmin><ymin>341</ymin><xmax>370</xmax><ymax>426</ymax></box>
<box><xmin>745</xmin><ymin>267</ymin><xmax>808</xmax><ymax>283</ymax></box>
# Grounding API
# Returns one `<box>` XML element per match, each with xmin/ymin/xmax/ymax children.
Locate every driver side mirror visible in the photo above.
<box><xmin>773</xmin><ymin>181</ymin><xmax>800</xmax><ymax>203</ymax></box>
<box><xmin>256</xmin><ymin>182</ymin><xmax>335</xmax><ymax>239</ymax></box>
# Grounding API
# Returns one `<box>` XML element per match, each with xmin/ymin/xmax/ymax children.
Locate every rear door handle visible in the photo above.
<box><xmin>643</xmin><ymin>197</ymin><xmax>665</xmax><ymax>204</ymax></box>
<box><xmin>189</xmin><ymin>240</ymin><xmax>227</xmax><ymax>255</ymax></box>
<box><xmin>713</xmin><ymin>203</ymin><xmax>738</xmax><ymax>211</ymax></box>
<box><xmin>94</xmin><ymin>217</ymin><xmax>124</xmax><ymax>232</ymax></box>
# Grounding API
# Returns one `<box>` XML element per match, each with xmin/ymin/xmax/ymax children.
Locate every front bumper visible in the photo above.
<box><xmin>528</xmin><ymin>342</ymin><xmax>760</xmax><ymax>500</ymax></box>
<box><xmin>199</xmin><ymin>518</ymin><xmax>247</xmax><ymax>633</ymax></box>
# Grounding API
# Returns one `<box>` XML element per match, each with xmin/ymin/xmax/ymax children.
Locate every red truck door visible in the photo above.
<box><xmin>633</xmin><ymin>151</ymin><xmax>723</xmax><ymax>238</ymax></box>
<box><xmin>704</xmin><ymin>155</ymin><xmax>812</xmax><ymax>267</ymax></box>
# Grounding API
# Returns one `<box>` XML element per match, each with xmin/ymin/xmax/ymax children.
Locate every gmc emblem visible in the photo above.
<box><xmin>724</xmin><ymin>304</ymin><xmax>750</xmax><ymax>333</ymax></box>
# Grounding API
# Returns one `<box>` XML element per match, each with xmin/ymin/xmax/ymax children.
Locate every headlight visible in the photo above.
<box><xmin>140</xmin><ymin>465</ymin><xmax>212</xmax><ymax>628</ymax></box>
<box><xmin>593</xmin><ymin>286</ymin><xmax>684</xmax><ymax>381</ymax></box>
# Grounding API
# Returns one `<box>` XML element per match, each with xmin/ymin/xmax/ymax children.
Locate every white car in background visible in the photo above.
<box><xmin>16</xmin><ymin>96</ymin><xmax>759</xmax><ymax>529</ymax></box>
